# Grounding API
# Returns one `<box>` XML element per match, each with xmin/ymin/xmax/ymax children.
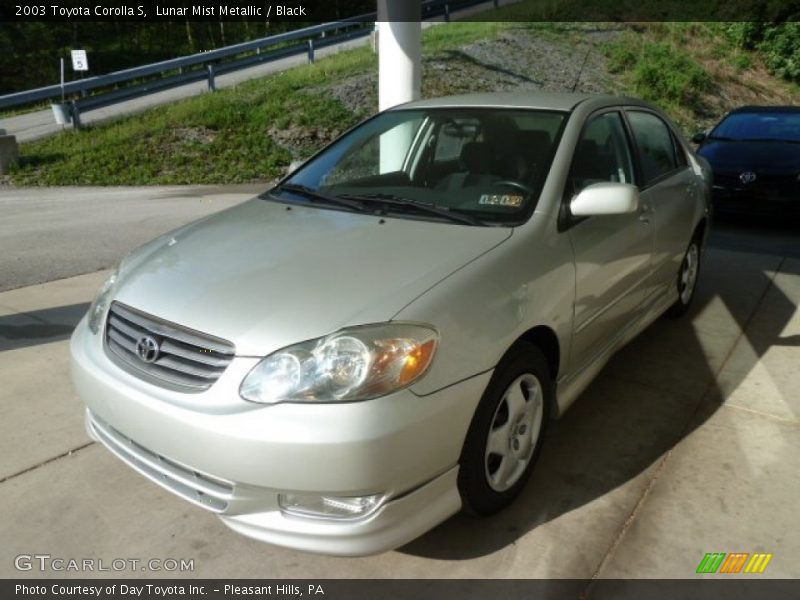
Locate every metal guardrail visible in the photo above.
<box><xmin>0</xmin><ymin>0</ymin><xmax>503</xmax><ymax>120</ymax></box>
<box><xmin>0</xmin><ymin>20</ymin><xmax>371</xmax><ymax>112</ymax></box>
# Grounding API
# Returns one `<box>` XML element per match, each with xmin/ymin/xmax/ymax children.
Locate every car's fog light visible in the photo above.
<box><xmin>278</xmin><ymin>493</ymin><xmax>385</xmax><ymax>520</ymax></box>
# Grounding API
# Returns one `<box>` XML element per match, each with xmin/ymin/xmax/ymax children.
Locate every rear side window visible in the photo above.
<box><xmin>627</xmin><ymin>111</ymin><xmax>680</xmax><ymax>185</ymax></box>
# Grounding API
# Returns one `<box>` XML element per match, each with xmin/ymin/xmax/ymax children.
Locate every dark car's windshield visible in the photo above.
<box><xmin>268</xmin><ymin>108</ymin><xmax>566</xmax><ymax>226</ymax></box>
<box><xmin>710</xmin><ymin>111</ymin><xmax>800</xmax><ymax>143</ymax></box>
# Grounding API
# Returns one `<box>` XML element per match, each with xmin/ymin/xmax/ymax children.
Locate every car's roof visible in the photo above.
<box><xmin>394</xmin><ymin>92</ymin><xmax>647</xmax><ymax>112</ymax></box>
<box><xmin>730</xmin><ymin>105</ymin><xmax>800</xmax><ymax>114</ymax></box>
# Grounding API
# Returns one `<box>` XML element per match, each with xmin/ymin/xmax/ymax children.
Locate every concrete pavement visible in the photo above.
<box><xmin>1</xmin><ymin>216</ymin><xmax>798</xmax><ymax>582</ymax></box>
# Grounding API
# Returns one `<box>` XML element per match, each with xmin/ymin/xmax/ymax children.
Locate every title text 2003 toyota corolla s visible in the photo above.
<box><xmin>71</xmin><ymin>92</ymin><xmax>711</xmax><ymax>556</ymax></box>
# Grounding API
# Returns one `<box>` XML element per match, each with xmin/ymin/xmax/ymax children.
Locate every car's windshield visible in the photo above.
<box><xmin>268</xmin><ymin>108</ymin><xmax>566</xmax><ymax>226</ymax></box>
<box><xmin>710</xmin><ymin>111</ymin><xmax>800</xmax><ymax>142</ymax></box>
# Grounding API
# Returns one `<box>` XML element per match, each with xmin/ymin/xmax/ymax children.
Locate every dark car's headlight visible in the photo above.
<box><xmin>87</xmin><ymin>269</ymin><xmax>119</xmax><ymax>334</ymax></box>
<box><xmin>240</xmin><ymin>323</ymin><xmax>438</xmax><ymax>404</ymax></box>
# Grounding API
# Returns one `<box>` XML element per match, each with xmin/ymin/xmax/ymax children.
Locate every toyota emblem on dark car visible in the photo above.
<box><xmin>739</xmin><ymin>171</ymin><xmax>757</xmax><ymax>184</ymax></box>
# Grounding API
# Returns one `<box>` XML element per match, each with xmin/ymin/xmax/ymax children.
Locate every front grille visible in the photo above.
<box><xmin>713</xmin><ymin>172</ymin><xmax>797</xmax><ymax>202</ymax></box>
<box><xmin>89</xmin><ymin>412</ymin><xmax>234</xmax><ymax>512</ymax></box>
<box><xmin>105</xmin><ymin>302</ymin><xmax>235</xmax><ymax>392</ymax></box>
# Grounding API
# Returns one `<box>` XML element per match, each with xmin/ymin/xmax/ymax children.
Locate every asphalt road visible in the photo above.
<box><xmin>0</xmin><ymin>185</ymin><xmax>260</xmax><ymax>292</ymax></box>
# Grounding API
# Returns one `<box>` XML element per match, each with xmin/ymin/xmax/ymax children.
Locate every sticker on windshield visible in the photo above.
<box><xmin>478</xmin><ymin>194</ymin><xmax>524</xmax><ymax>208</ymax></box>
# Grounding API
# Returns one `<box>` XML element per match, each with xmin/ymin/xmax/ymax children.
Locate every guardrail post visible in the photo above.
<box><xmin>444</xmin><ymin>3</ymin><xmax>450</xmax><ymax>21</ymax></box>
<box><xmin>71</xmin><ymin>101</ymin><xmax>81</xmax><ymax>129</ymax></box>
<box><xmin>206</xmin><ymin>64</ymin><xmax>216</xmax><ymax>92</ymax></box>
<box><xmin>307</xmin><ymin>40</ymin><xmax>315</xmax><ymax>64</ymax></box>
<box><xmin>0</xmin><ymin>132</ymin><xmax>19</xmax><ymax>175</ymax></box>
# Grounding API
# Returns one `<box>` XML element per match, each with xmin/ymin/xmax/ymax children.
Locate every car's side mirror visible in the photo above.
<box><xmin>691</xmin><ymin>131</ymin><xmax>707</xmax><ymax>144</ymax></box>
<box><xmin>286</xmin><ymin>160</ymin><xmax>304</xmax><ymax>175</ymax></box>
<box><xmin>570</xmin><ymin>182</ymin><xmax>640</xmax><ymax>217</ymax></box>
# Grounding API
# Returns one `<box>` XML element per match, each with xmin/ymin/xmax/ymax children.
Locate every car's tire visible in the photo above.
<box><xmin>457</xmin><ymin>342</ymin><xmax>551</xmax><ymax>516</ymax></box>
<box><xmin>666</xmin><ymin>234</ymin><xmax>702</xmax><ymax>318</ymax></box>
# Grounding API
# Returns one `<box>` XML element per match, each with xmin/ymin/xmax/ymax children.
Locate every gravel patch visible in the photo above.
<box><xmin>268</xmin><ymin>124</ymin><xmax>342</xmax><ymax>158</ymax></box>
<box><xmin>275</xmin><ymin>26</ymin><xmax>623</xmax><ymax>159</ymax></box>
<box><xmin>319</xmin><ymin>26</ymin><xmax>624</xmax><ymax>119</ymax></box>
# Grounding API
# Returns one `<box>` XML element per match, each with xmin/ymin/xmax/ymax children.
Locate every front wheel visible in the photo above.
<box><xmin>666</xmin><ymin>237</ymin><xmax>701</xmax><ymax>318</ymax></box>
<box><xmin>457</xmin><ymin>343</ymin><xmax>551</xmax><ymax>516</ymax></box>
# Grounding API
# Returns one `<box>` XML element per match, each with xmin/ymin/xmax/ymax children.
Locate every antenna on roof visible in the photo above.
<box><xmin>571</xmin><ymin>49</ymin><xmax>592</xmax><ymax>93</ymax></box>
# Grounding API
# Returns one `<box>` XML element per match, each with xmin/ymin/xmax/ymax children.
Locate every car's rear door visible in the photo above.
<box><xmin>624</xmin><ymin>109</ymin><xmax>700</xmax><ymax>302</ymax></box>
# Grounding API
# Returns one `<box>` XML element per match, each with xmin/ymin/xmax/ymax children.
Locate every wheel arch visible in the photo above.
<box><xmin>516</xmin><ymin>325</ymin><xmax>561</xmax><ymax>418</ymax></box>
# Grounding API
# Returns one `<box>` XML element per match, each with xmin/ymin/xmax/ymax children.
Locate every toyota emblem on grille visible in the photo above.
<box><xmin>135</xmin><ymin>335</ymin><xmax>160</xmax><ymax>363</ymax></box>
<box><xmin>739</xmin><ymin>171</ymin><xmax>757</xmax><ymax>184</ymax></box>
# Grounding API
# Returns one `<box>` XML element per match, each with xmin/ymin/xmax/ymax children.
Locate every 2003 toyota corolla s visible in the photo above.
<box><xmin>71</xmin><ymin>92</ymin><xmax>711</xmax><ymax>555</ymax></box>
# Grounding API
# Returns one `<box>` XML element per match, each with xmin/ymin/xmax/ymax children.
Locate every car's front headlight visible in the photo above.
<box><xmin>87</xmin><ymin>269</ymin><xmax>119</xmax><ymax>334</ymax></box>
<box><xmin>240</xmin><ymin>323</ymin><xmax>438</xmax><ymax>404</ymax></box>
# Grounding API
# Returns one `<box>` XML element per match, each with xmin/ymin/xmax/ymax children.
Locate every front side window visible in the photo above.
<box><xmin>272</xmin><ymin>108</ymin><xmax>566</xmax><ymax>226</ymax></box>
<box><xmin>568</xmin><ymin>111</ymin><xmax>635</xmax><ymax>197</ymax></box>
<box><xmin>627</xmin><ymin>111</ymin><xmax>680</xmax><ymax>185</ymax></box>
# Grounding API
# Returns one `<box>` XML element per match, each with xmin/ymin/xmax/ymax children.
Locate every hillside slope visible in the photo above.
<box><xmin>6</xmin><ymin>22</ymin><xmax>797</xmax><ymax>187</ymax></box>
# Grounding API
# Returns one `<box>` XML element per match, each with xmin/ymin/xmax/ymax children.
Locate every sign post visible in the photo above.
<box><xmin>60</xmin><ymin>57</ymin><xmax>65</xmax><ymax>102</ymax></box>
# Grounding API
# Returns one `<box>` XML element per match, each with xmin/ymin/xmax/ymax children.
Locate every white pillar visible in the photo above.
<box><xmin>377</xmin><ymin>2</ymin><xmax>421</xmax><ymax>173</ymax></box>
<box><xmin>377</xmin><ymin>2</ymin><xmax>421</xmax><ymax>111</ymax></box>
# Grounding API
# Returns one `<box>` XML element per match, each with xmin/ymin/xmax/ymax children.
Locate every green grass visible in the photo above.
<box><xmin>10</xmin><ymin>49</ymin><xmax>374</xmax><ymax>186</ymax></box>
<box><xmin>604</xmin><ymin>29</ymin><xmax>713</xmax><ymax>128</ymax></box>
<box><xmin>9</xmin><ymin>23</ymin><xmax>510</xmax><ymax>186</ymax></box>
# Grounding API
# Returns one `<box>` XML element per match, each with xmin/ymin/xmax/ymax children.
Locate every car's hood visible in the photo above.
<box><xmin>698</xmin><ymin>140</ymin><xmax>800</xmax><ymax>174</ymax></box>
<box><xmin>114</xmin><ymin>198</ymin><xmax>512</xmax><ymax>356</ymax></box>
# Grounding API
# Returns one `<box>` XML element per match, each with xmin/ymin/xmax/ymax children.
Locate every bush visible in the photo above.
<box><xmin>722</xmin><ymin>22</ymin><xmax>800</xmax><ymax>84</ymax></box>
<box><xmin>606</xmin><ymin>39</ymin><xmax>711</xmax><ymax>109</ymax></box>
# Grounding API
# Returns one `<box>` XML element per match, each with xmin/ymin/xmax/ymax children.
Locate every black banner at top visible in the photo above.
<box><xmin>2</xmin><ymin>0</ymin><xmax>800</xmax><ymax>23</ymax></box>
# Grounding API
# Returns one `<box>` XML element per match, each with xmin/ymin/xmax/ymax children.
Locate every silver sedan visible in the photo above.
<box><xmin>71</xmin><ymin>92</ymin><xmax>711</xmax><ymax>555</ymax></box>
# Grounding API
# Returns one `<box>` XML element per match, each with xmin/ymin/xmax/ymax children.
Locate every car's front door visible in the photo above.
<box><xmin>565</xmin><ymin>110</ymin><xmax>655</xmax><ymax>372</ymax></box>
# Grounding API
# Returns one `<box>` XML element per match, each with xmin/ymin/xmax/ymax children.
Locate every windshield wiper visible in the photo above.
<box><xmin>339</xmin><ymin>193</ymin><xmax>482</xmax><ymax>226</ymax></box>
<box><xmin>267</xmin><ymin>183</ymin><xmax>366</xmax><ymax>211</ymax></box>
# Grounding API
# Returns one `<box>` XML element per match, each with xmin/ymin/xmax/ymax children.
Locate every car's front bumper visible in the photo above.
<box><xmin>71</xmin><ymin>316</ymin><xmax>491</xmax><ymax>555</ymax></box>
<box><xmin>711</xmin><ymin>180</ymin><xmax>800</xmax><ymax>216</ymax></box>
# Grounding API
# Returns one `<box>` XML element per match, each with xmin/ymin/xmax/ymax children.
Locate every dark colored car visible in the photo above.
<box><xmin>694</xmin><ymin>106</ymin><xmax>800</xmax><ymax>216</ymax></box>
